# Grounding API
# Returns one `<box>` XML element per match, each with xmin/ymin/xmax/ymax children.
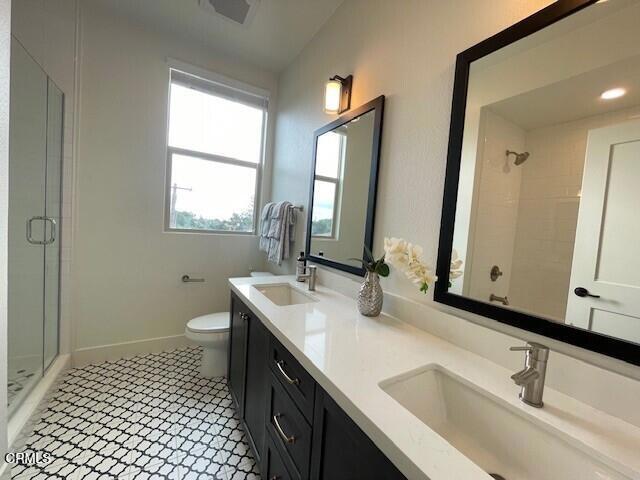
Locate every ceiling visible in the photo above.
<box><xmin>488</xmin><ymin>54</ymin><xmax>640</xmax><ymax>130</ymax></box>
<box><xmin>92</xmin><ymin>0</ymin><xmax>345</xmax><ymax>73</ymax></box>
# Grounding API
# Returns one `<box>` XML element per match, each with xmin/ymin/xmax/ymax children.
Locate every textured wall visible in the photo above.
<box><xmin>269</xmin><ymin>0</ymin><xmax>553</xmax><ymax>293</ymax></box>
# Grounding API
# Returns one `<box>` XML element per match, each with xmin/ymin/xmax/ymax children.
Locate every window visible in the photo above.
<box><xmin>311</xmin><ymin>131</ymin><xmax>345</xmax><ymax>238</ymax></box>
<box><xmin>166</xmin><ymin>68</ymin><xmax>268</xmax><ymax>233</ymax></box>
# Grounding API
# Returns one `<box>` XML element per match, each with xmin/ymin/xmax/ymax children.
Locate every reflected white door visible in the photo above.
<box><xmin>566</xmin><ymin>120</ymin><xmax>640</xmax><ymax>343</ymax></box>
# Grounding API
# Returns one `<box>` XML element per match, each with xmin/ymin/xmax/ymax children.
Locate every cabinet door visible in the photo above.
<box><xmin>228</xmin><ymin>294</ymin><xmax>249</xmax><ymax>416</ymax></box>
<box><xmin>310</xmin><ymin>388</ymin><xmax>406</xmax><ymax>480</ymax></box>
<box><xmin>264</xmin><ymin>430</ymin><xmax>295</xmax><ymax>480</ymax></box>
<box><xmin>244</xmin><ymin>314</ymin><xmax>269</xmax><ymax>461</ymax></box>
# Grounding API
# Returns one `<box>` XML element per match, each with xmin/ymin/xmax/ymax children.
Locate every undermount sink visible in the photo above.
<box><xmin>253</xmin><ymin>283</ymin><xmax>317</xmax><ymax>306</ymax></box>
<box><xmin>380</xmin><ymin>365</ymin><xmax>628</xmax><ymax>480</ymax></box>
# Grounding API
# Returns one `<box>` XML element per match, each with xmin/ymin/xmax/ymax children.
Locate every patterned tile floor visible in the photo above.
<box><xmin>12</xmin><ymin>347</ymin><xmax>260</xmax><ymax>480</ymax></box>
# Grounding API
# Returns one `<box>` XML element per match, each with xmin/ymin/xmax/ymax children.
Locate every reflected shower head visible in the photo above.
<box><xmin>506</xmin><ymin>150</ymin><xmax>530</xmax><ymax>166</ymax></box>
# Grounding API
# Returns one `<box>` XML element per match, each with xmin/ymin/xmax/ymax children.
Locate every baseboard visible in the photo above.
<box><xmin>72</xmin><ymin>334</ymin><xmax>191</xmax><ymax>368</ymax></box>
<box><xmin>8</xmin><ymin>354</ymin><xmax>71</xmax><ymax>450</ymax></box>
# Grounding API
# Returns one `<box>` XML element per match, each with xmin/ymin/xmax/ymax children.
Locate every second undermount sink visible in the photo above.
<box><xmin>253</xmin><ymin>283</ymin><xmax>317</xmax><ymax>306</ymax></box>
<box><xmin>380</xmin><ymin>365</ymin><xmax>628</xmax><ymax>480</ymax></box>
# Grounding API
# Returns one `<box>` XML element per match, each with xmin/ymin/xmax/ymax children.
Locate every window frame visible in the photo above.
<box><xmin>164</xmin><ymin>64</ymin><xmax>268</xmax><ymax>236</ymax></box>
<box><xmin>311</xmin><ymin>133</ymin><xmax>346</xmax><ymax>239</ymax></box>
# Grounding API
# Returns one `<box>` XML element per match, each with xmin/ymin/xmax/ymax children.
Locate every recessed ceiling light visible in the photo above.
<box><xmin>600</xmin><ymin>88</ymin><xmax>626</xmax><ymax>100</ymax></box>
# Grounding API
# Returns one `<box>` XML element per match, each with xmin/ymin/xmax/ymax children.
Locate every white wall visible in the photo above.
<box><xmin>0</xmin><ymin>0</ymin><xmax>11</xmax><ymax>465</ymax></box>
<box><xmin>270</xmin><ymin>0</ymin><xmax>640</xmax><ymax>424</ymax></box>
<box><xmin>71</xmin><ymin>1</ymin><xmax>277</xmax><ymax>357</ymax></box>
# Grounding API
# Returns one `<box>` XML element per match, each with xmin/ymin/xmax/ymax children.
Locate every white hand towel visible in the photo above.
<box><xmin>259</xmin><ymin>202</ymin><xmax>274</xmax><ymax>252</ymax></box>
<box><xmin>266</xmin><ymin>201</ymin><xmax>295</xmax><ymax>265</ymax></box>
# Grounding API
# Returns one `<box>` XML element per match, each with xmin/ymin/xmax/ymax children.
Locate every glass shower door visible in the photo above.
<box><xmin>7</xmin><ymin>40</ymin><xmax>47</xmax><ymax>413</ymax></box>
<box><xmin>44</xmin><ymin>79</ymin><xmax>63</xmax><ymax>370</ymax></box>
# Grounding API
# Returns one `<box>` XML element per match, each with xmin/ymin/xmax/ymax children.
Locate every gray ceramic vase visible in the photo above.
<box><xmin>357</xmin><ymin>271</ymin><xmax>383</xmax><ymax>317</ymax></box>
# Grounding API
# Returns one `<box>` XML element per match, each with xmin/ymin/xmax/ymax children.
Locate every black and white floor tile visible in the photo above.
<box><xmin>12</xmin><ymin>347</ymin><xmax>260</xmax><ymax>480</ymax></box>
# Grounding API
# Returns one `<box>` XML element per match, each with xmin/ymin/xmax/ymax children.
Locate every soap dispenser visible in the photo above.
<box><xmin>296</xmin><ymin>251</ymin><xmax>306</xmax><ymax>282</ymax></box>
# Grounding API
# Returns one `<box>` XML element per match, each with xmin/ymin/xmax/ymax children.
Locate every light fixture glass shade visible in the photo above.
<box><xmin>324</xmin><ymin>79</ymin><xmax>342</xmax><ymax>114</ymax></box>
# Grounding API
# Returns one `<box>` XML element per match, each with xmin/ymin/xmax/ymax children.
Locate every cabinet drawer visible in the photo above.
<box><xmin>269</xmin><ymin>336</ymin><xmax>316</xmax><ymax>422</ymax></box>
<box><xmin>267</xmin><ymin>372</ymin><xmax>312</xmax><ymax>479</ymax></box>
<box><xmin>264</xmin><ymin>430</ymin><xmax>296</xmax><ymax>480</ymax></box>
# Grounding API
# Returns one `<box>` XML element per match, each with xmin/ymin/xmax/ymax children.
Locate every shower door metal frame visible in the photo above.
<box><xmin>42</xmin><ymin>77</ymin><xmax>64</xmax><ymax>373</ymax></box>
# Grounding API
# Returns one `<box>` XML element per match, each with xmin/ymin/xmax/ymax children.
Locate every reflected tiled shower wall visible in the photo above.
<box><xmin>466</xmin><ymin>108</ymin><xmax>523</xmax><ymax>302</ymax></box>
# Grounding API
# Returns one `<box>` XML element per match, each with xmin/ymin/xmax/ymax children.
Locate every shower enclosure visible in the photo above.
<box><xmin>7</xmin><ymin>39</ymin><xmax>64</xmax><ymax>415</ymax></box>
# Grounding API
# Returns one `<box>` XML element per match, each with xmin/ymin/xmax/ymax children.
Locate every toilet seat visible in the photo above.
<box><xmin>186</xmin><ymin>312</ymin><xmax>229</xmax><ymax>334</ymax></box>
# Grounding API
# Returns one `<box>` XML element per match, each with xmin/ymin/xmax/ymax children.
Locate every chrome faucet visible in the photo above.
<box><xmin>509</xmin><ymin>342</ymin><xmax>549</xmax><ymax>408</ymax></box>
<box><xmin>297</xmin><ymin>265</ymin><xmax>317</xmax><ymax>291</ymax></box>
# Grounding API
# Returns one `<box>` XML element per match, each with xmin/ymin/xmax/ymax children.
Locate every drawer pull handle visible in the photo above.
<box><xmin>275</xmin><ymin>360</ymin><xmax>300</xmax><ymax>385</ymax></box>
<box><xmin>239</xmin><ymin>312</ymin><xmax>249</xmax><ymax>321</ymax></box>
<box><xmin>273</xmin><ymin>414</ymin><xmax>296</xmax><ymax>444</ymax></box>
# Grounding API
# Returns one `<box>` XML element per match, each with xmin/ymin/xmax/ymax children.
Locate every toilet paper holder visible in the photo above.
<box><xmin>182</xmin><ymin>274</ymin><xmax>205</xmax><ymax>283</ymax></box>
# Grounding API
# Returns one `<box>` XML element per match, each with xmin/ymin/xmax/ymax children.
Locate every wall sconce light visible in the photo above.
<box><xmin>324</xmin><ymin>75</ymin><xmax>353</xmax><ymax>114</ymax></box>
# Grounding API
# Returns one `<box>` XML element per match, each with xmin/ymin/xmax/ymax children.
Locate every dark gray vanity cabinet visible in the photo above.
<box><xmin>264</xmin><ymin>431</ymin><xmax>295</xmax><ymax>480</ymax></box>
<box><xmin>228</xmin><ymin>294</ymin><xmax>249</xmax><ymax>416</ymax></box>
<box><xmin>228</xmin><ymin>292</ymin><xmax>406</xmax><ymax>480</ymax></box>
<box><xmin>309</xmin><ymin>388</ymin><xmax>405</xmax><ymax>480</ymax></box>
<box><xmin>228</xmin><ymin>293</ymin><xmax>270</xmax><ymax>461</ymax></box>
<box><xmin>243</xmin><ymin>314</ymin><xmax>269</xmax><ymax>460</ymax></box>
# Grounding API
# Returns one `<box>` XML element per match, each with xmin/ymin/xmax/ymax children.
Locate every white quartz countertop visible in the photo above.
<box><xmin>229</xmin><ymin>275</ymin><xmax>640</xmax><ymax>480</ymax></box>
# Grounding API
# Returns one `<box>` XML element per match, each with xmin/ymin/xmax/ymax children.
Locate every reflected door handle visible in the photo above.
<box><xmin>574</xmin><ymin>287</ymin><xmax>600</xmax><ymax>299</ymax></box>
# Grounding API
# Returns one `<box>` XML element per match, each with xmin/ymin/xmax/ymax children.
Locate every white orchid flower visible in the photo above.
<box><xmin>383</xmin><ymin>237</ymin><xmax>437</xmax><ymax>294</ymax></box>
<box><xmin>384</xmin><ymin>237</ymin><xmax>409</xmax><ymax>269</ymax></box>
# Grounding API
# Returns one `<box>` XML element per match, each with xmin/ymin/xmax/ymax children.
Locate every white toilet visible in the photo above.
<box><xmin>185</xmin><ymin>271</ymin><xmax>273</xmax><ymax>378</ymax></box>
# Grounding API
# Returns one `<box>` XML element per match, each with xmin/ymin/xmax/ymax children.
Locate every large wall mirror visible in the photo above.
<box><xmin>436</xmin><ymin>0</ymin><xmax>640</xmax><ymax>365</ymax></box>
<box><xmin>306</xmin><ymin>96</ymin><xmax>384</xmax><ymax>276</ymax></box>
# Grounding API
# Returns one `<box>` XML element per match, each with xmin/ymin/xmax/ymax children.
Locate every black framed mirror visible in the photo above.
<box><xmin>435</xmin><ymin>0</ymin><xmax>640</xmax><ymax>366</ymax></box>
<box><xmin>305</xmin><ymin>96</ymin><xmax>385</xmax><ymax>276</ymax></box>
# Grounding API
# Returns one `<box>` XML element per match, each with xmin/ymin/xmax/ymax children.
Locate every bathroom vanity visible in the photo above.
<box><xmin>228</xmin><ymin>285</ymin><xmax>405</xmax><ymax>480</ymax></box>
<box><xmin>228</xmin><ymin>276</ymin><xmax>640</xmax><ymax>480</ymax></box>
